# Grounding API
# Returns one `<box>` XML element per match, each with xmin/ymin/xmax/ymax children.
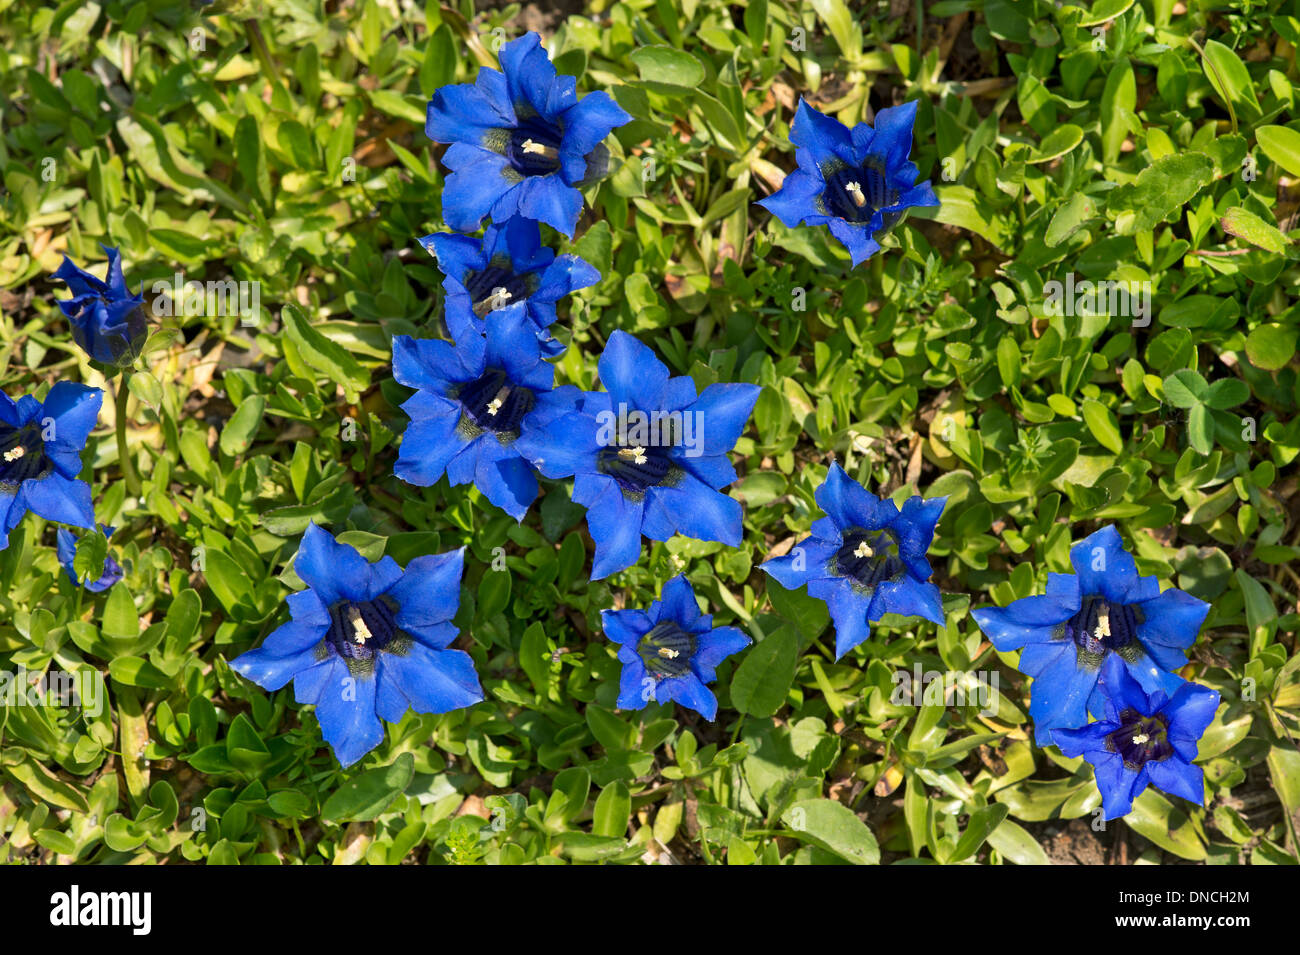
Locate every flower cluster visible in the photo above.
<box><xmin>971</xmin><ymin>526</ymin><xmax>1219</xmax><ymax>818</ymax></box>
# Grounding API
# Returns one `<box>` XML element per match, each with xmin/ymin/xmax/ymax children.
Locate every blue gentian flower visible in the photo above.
<box><xmin>761</xmin><ymin>464</ymin><xmax>946</xmax><ymax>659</ymax></box>
<box><xmin>53</xmin><ymin>246</ymin><xmax>148</xmax><ymax>367</ymax></box>
<box><xmin>971</xmin><ymin>525</ymin><xmax>1210</xmax><ymax>747</ymax></box>
<box><xmin>758</xmin><ymin>99</ymin><xmax>939</xmax><ymax>266</ymax></box>
<box><xmin>425</xmin><ymin>31</ymin><xmax>632</xmax><ymax>237</ymax></box>
<box><xmin>603</xmin><ymin>574</ymin><xmax>751</xmax><ymax>721</ymax></box>
<box><xmin>1054</xmin><ymin>654</ymin><xmax>1219</xmax><ymax>819</ymax></box>
<box><xmin>230</xmin><ymin>524</ymin><xmax>483</xmax><ymax>767</ymax></box>
<box><xmin>392</xmin><ymin>308</ymin><xmax>578</xmax><ymax>521</ymax></box>
<box><xmin>57</xmin><ymin>524</ymin><xmax>123</xmax><ymax>592</ymax></box>
<box><xmin>513</xmin><ymin>331</ymin><xmax>760</xmax><ymax>579</ymax></box>
<box><xmin>422</xmin><ymin>217</ymin><xmax>600</xmax><ymax>358</ymax></box>
<box><xmin>0</xmin><ymin>383</ymin><xmax>101</xmax><ymax>550</ymax></box>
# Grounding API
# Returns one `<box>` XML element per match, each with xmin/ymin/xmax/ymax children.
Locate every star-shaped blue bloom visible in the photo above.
<box><xmin>1054</xmin><ymin>654</ymin><xmax>1219</xmax><ymax>819</ymax></box>
<box><xmin>392</xmin><ymin>308</ymin><xmax>577</xmax><ymax>521</ymax></box>
<box><xmin>758</xmin><ymin>98</ymin><xmax>939</xmax><ymax>267</ymax></box>
<box><xmin>422</xmin><ymin>216</ymin><xmax>600</xmax><ymax>359</ymax></box>
<box><xmin>230</xmin><ymin>524</ymin><xmax>483</xmax><ymax>767</ymax></box>
<box><xmin>426</xmin><ymin>31</ymin><xmax>631</xmax><ymax>238</ymax></box>
<box><xmin>0</xmin><ymin>382</ymin><xmax>101</xmax><ymax>550</ymax></box>
<box><xmin>57</xmin><ymin>524</ymin><xmax>123</xmax><ymax>592</ymax></box>
<box><xmin>971</xmin><ymin>525</ymin><xmax>1210</xmax><ymax>747</ymax></box>
<box><xmin>513</xmin><ymin>331</ymin><xmax>760</xmax><ymax>580</ymax></box>
<box><xmin>603</xmin><ymin>574</ymin><xmax>751</xmax><ymax>721</ymax></box>
<box><xmin>53</xmin><ymin>246</ymin><xmax>148</xmax><ymax>367</ymax></box>
<box><xmin>761</xmin><ymin>463</ymin><xmax>946</xmax><ymax>659</ymax></box>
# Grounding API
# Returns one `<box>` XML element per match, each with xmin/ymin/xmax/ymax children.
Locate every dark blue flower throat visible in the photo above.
<box><xmin>820</xmin><ymin>156</ymin><xmax>898</xmax><ymax>223</ymax></box>
<box><xmin>506</xmin><ymin>114</ymin><xmax>564</xmax><ymax>177</ymax></box>
<box><xmin>465</xmin><ymin>262</ymin><xmax>537</xmax><ymax>317</ymax></box>
<box><xmin>637</xmin><ymin>621</ymin><xmax>696</xmax><ymax>679</ymax></box>
<box><xmin>456</xmin><ymin>368</ymin><xmax>535</xmax><ymax>440</ymax></box>
<box><xmin>1064</xmin><ymin>596</ymin><xmax>1143</xmax><ymax>669</ymax></box>
<box><xmin>597</xmin><ymin>443</ymin><xmax>679</xmax><ymax>498</ymax></box>
<box><xmin>831</xmin><ymin>528</ymin><xmax>905</xmax><ymax>593</ymax></box>
<box><xmin>0</xmin><ymin>421</ymin><xmax>52</xmax><ymax>491</ymax></box>
<box><xmin>324</xmin><ymin>596</ymin><xmax>404</xmax><ymax>664</ymax></box>
<box><xmin>1105</xmin><ymin>709</ymin><xmax>1174</xmax><ymax>770</ymax></box>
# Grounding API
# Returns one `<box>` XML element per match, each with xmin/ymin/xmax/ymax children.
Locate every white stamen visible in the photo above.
<box><xmin>1132</xmin><ymin>732</ymin><xmax>1150</xmax><ymax>745</ymax></box>
<box><xmin>521</xmin><ymin>138</ymin><xmax>558</xmax><ymax>159</ymax></box>
<box><xmin>1094</xmin><ymin>605</ymin><xmax>1111</xmax><ymax>641</ymax></box>
<box><xmin>845</xmin><ymin>181</ymin><xmax>867</xmax><ymax>208</ymax></box>
<box><xmin>658</xmin><ymin>647</ymin><xmax>680</xmax><ymax>659</ymax></box>
<box><xmin>618</xmin><ymin>446</ymin><xmax>648</xmax><ymax>465</ymax></box>
<box><xmin>486</xmin><ymin>387</ymin><xmax>510</xmax><ymax>417</ymax></box>
<box><xmin>474</xmin><ymin>286</ymin><xmax>513</xmax><ymax>316</ymax></box>
<box><xmin>3</xmin><ymin>446</ymin><xmax>25</xmax><ymax>462</ymax></box>
<box><xmin>349</xmin><ymin>606</ymin><xmax>372</xmax><ymax>645</ymax></box>
<box><xmin>854</xmin><ymin>540</ymin><xmax>873</xmax><ymax>559</ymax></box>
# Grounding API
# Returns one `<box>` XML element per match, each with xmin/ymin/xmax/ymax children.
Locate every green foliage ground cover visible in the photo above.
<box><xmin>1</xmin><ymin>0</ymin><xmax>1299</xmax><ymax>865</ymax></box>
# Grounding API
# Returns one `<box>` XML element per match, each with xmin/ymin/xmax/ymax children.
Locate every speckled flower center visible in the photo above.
<box><xmin>0</xmin><ymin>421</ymin><xmax>52</xmax><ymax>491</ymax></box>
<box><xmin>507</xmin><ymin>117</ymin><xmax>563</xmax><ymax>176</ymax></box>
<box><xmin>1067</xmin><ymin>596</ymin><xmax>1142</xmax><ymax>669</ymax></box>
<box><xmin>326</xmin><ymin>596</ymin><xmax>401</xmax><ymax>661</ymax></box>
<box><xmin>823</xmin><ymin>156</ymin><xmax>897</xmax><ymax>223</ymax></box>
<box><xmin>465</xmin><ymin>264</ymin><xmax>534</xmax><ymax>317</ymax></box>
<box><xmin>637</xmin><ymin>621</ymin><xmax>696</xmax><ymax>679</ymax></box>
<box><xmin>832</xmin><ymin>528</ymin><xmax>904</xmax><ymax>592</ymax></box>
<box><xmin>1105</xmin><ymin>709</ymin><xmax>1173</xmax><ymax>770</ymax></box>
<box><xmin>457</xmin><ymin>367</ymin><xmax>535</xmax><ymax>437</ymax></box>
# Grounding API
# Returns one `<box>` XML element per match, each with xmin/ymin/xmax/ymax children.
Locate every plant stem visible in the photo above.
<box><xmin>115</xmin><ymin>380</ymin><xmax>142</xmax><ymax>498</ymax></box>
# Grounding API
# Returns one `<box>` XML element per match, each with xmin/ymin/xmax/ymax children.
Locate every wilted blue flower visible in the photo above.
<box><xmin>392</xmin><ymin>309</ymin><xmax>576</xmax><ymax>521</ymax></box>
<box><xmin>230</xmin><ymin>524</ymin><xmax>482</xmax><ymax>767</ymax></box>
<box><xmin>758</xmin><ymin>99</ymin><xmax>939</xmax><ymax>267</ymax></box>
<box><xmin>1054</xmin><ymin>654</ymin><xmax>1218</xmax><ymax>819</ymax></box>
<box><xmin>57</xmin><ymin>524</ymin><xmax>123</xmax><ymax>592</ymax></box>
<box><xmin>54</xmin><ymin>246</ymin><xmax>148</xmax><ymax>367</ymax></box>
<box><xmin>603</xmin><ymin>574</ymin><xmax>751</xmax><ymax>721</ymax></box>
<box><xmin>0</xmin><ymin>382</ymin><xmax>101</xmax><ymax>550</ymax></box>
<box><xmin>514</xmin><ymin>331</ymin><xmax>760</xmax><ymax>579</ymax></box>
<box><xmin>761</xmin><ymin>463</ymin><xmax>946</xmax><ymax>659</ymax></box>
<box><xmin>425</xmin><ymin>31</ymin><xmax>631</xmax><ymax>237</ymax></box>
<box><xmin>422</xmin><ymin>217</ymin><xmax>600</xmax><ymax>358</ymax></box>
<box><xmin>971</xmin><ymin>525</ymin><xmax>1209</xmax><ymax>746</ymax></box>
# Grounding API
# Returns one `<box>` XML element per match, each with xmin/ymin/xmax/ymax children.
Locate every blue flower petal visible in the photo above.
<box><xmin>971</xmin><ymin>594</ymin><xmax>1076</xmax><ymax>650</ymax></box>
<box><xmin>381</xmin><ymin>643</ymin><xmax>483</xmax><ymax>714</ymax></box>
<box><xmin>390</xmin><ymin>548</ymin><xmax>464</xmax><ymax>634</ymax></box>
<box><xmin>757</xmin><ymin>167</ymin><xmax>826</xmax><ymax>227</ymax></box>
<box><xmin>660</xmin><ymin>672</ymin><xmax>718</xmax><ymax>720</ymax></box>
<box><xmin>586</xmin><ymin>482</ymin><xmax>645</xmax><ymax>579</ymax></box>
<box><xmin>761</xmin><ymin>535</ymin><xmax>839</xmax><ymax>590</ymax></box>
<box><xmin>598</xmin><ymin>331</ymin><xmax>669</xmax><ymax>413</ymax></box>
<box><xmin>1069</xmin><ymin>525</ymin><xmax>1140</xmax><ymax>603</ymax></box>
<box><xmin>1145</xmin><ymin>758</ymin><xmax>1205</xmax><ymax>806</ymax></box>
<box><xmin>294</xmin><ymin>523</ymin><xmax>373</xmax><ymax>605</ymax></box>
<box><xmin>312</xmin><ymin>661</ymin><xmax>386</xmax><ymax>767</ymax></box>
<box><xmin>692</xmin><ymin>626</ymin><xmax>750</xmax><ymax>681</ymax></box>
<box><xmin>810</xmin><ymin>576</ymin><xmax>873</xmax><ymax>658</ymax></box>
<box><xmin>20</xmin><ymin>473</ymin><xmax>94</xmax><ymax>529</ymax></box>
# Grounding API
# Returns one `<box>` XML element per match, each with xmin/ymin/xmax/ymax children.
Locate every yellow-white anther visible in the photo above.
<box><xmin>2</xmin><ymin>446</ymin><xmax>24</xmax><ymax>462</ymax></box>
<box><xmin>1095</xmin><ymin>605</ymin><xmax>1111</xmax><ymax>640</ymax></box>
<box><xmin>1132</xmin><ymin>732</ymin><xmax>1150</xmax><ymax>745</ymax></box>
<box><xmin>486</xmin><ymin>387</ymin><xmax>510</xmax><ymax>417</ymax></box>
<box><xmin>845</xmin><ymin>181</ymin><xmax>867</xmax><ymax>208</ymax></box>
<box><xmin>619</xmin><ymin>446</ymin><xmax>648</xmax><ymax>465</ymax></box>
<box><xmin>348</xmin><ymin>606</ymin><xmax>372</xmax><ymax>645</ymax></box>
<box><xmin>521</xmin><ymin>139</ymin><xmax>558</xmax><ymax>159</ymax></box>
<box><xmin>474</xmin><ymin>286</ymin><xmax>513</xmax><ymax>316</ymax></box>
<box><xmin>658</xmin><ymin>647</ymin><xmax>680</xmax><ymax>659</ymax></box>
<box><xmin>854</xmin><ymin>540</ymin><xmax>874</xmax><ymax>559</ymax></box>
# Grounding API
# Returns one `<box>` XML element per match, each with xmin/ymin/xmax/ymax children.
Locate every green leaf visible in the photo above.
<box><xmin>281</xmin><ymin>303</ymin><xmax>370</xmax><ymax>401</ymax></box>
<box><xmin>1245</xmin><ymin>324</ymin><xmax>1297</xmax><ymax>371</ymax></box>
<box><xmin>1256</xmin><ymin>124</ymin><xmax>1300</xmax><ymax>178</ymax></box>
<box><xmin>592</xmin><ymin>781</ymin><xmax>631</xmax><ymax>838</ymax></box>
<box><xmin>782</xmin><ymin>798</ymin><xmax>880</xmax><ymax>864</ymax></box>
<box><xmin>219</xmin><ymin>395</ymin><xmax>266</xmax><ymax>457</ymax></box>
<box><xmin>1081</xmin><ymin>399</ymin><xmax>1123</xmax><ymax>453</ymax></box>
<box><xmin>729</xmin><ymin>626</ymin><xmax>797</xmax><ymax>717</ymax></box>
<box><xmin>1221</xmin><ymin>206</ymin><xmax>1288</xmax><ymax>254</ymax></box>
<box><xmin>320</xmin><ymin>753</ymin><xmax>415</xmax><ymax>822</ymax></box>
<box><xmin>1107</xmin><ymin>153</ymin><xmax>1214</xmax><ymax>233</ymax></box>
<box><xmin>629</xmin><ymin>46</ymin><xmax>704</xmax><ymax>88</ymax></box>
<box><xmin>1201</xmin><ymin>40</ymin><xmax>1261</xmax><ymax>122</ymax></box>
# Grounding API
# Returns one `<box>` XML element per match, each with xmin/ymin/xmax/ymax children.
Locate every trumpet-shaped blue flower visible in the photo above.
<box><xmin>514</xmin><ymin>331</ymin><xmax>760</xmax><ymax>579</ymax></box>
<box><xmin>761</xmin><ymin>464</ymin><xmax>946</xmax><ymax>659</ymax></box>
<box><xmin>0</xmin><ymin>382</ymin><xmax>101</xmax><ymax>550</ymax></box>
<box><xmin>971</xmin><ymin>525</ymin><xmax>1210</xmax><ymax>746</ymax></box>
<box><xmin>422</xmin><ymin>217</ymin><xmax>600</xmax><ymax>358</ymax></box>
<box><xmin>603</xmin><ymin>575</ymin><xmax>751</xmax><ymax>721</ymax></box>
<box><xmin>758</xmin><ymin>99</ymin><xmax>938</xmax><ymax>267</ymax></box>
<box><xmin>230</xmin><ymin>524</ymin><xmax>483</xmax><ymax>767</ymax></box>
<box><xmin>57</xmin><ymin>524</ymin><xmax>123</xmax><ymax>592</ymax></box>
<box><xmin>54</xmin><ymin>246</ymin><xmax>148</xmax><ymax>367</ymax></box>
<box><xmin>392</xmin><ymin>308</ymin><xmax>575</xmax><ymax>521</ymax></box>
<box><xmin>1054</xmin><ymin>654</ymin><xmax>1218</xmax><ymax>819</ymax></box>
<box><xmin>425</xmin><ymin>31</ymin><xmax>631</xmax><ymax>237</ymax></box>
